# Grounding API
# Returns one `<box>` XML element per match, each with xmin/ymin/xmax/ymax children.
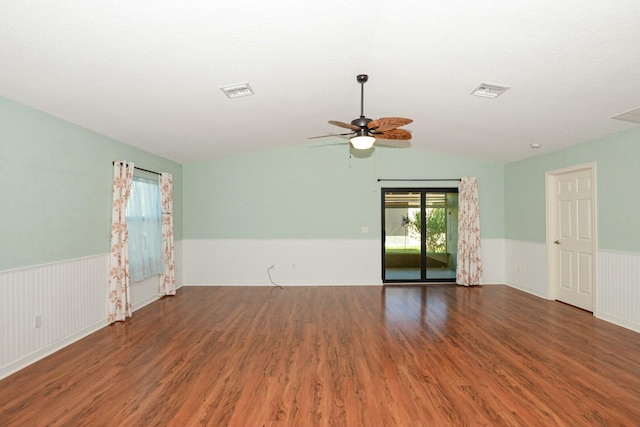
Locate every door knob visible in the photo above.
<box><xmin>554</xmin><ymin>240</ymin><xmax>560</xmax><ymax>245</ymax></box>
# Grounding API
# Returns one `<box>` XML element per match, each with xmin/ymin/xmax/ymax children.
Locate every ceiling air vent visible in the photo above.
<box><xmin>220</xmin><ymin>83</ymin><xmax>254</xmax><ymax>99</ymax></box>
<box><xmin>471</xmin><ymin>83</ymin><xmax>510</xmax><ymax>99</ymax></box>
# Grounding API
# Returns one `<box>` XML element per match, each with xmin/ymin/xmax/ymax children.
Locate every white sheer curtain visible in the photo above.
<box><xmin>108</xmin><ymin>161</ymin><xmax>134</xmax><ymax>323</ymax></box>
<box><xmin>456</xmin><ymin>177</ymin><xmax>483</xmax><ymax>286</ymax></box>
<box><xmin>158</xmin><ymin>172</ymin><xmax>176</xmax><ymax>297</ymax></box>
<box><xmin>126</xmin><ymin>176</ymin><xmax>163</xmax><ymax>282</ymax></box>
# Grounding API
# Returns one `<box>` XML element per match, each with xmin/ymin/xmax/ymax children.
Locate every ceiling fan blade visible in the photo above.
<box><xmin>375</xmin><ymin>139</ymin><xmax>412</xmax><ymax>149</ymax></box>
<box><xmin>307</xmin><ymin>132</ymin><xmax>354</xmax><ymax>140</ymax></box>
<box><xmin>329</xmin><ymin>120</ymin><xmax>360</xmax><ymax>131</ymax></box>
<box><xmin>373</xmin><ymin>128</ymin><xmax>412</xmax><ymax>140</ymax></box>
<box><xmin>368</xmin><ymin>117</ymin><xmax>413</xmax><ymax>132</ymax></box>
<box><xmin>309</xmin><ymin>141</ymin><xmax>351</xmax><ymax>148</ymax></box>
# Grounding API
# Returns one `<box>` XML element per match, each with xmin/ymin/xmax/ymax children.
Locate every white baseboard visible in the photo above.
<box><xmin>0</xmin><ymin>319</ymin><xmax>105</xmax><ymax>380</ymax></box>
<box><xmin>594</xmin><ymin>312</ymin><xmax>640</xmax><ymax>333</ymax></box>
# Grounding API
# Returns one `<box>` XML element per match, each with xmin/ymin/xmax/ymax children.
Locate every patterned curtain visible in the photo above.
<box><xmin>158</xmin><ymin>172</ymin><xmax>176</xmax><ymax>297</ymax></box>
<box><xmin>456</xmin><ymin>177</ymin><xmax>483</xmax><ymax>286</ymax></box>
<box><xmin>108</xmin><ymin>161</ymin><xmax>134</xmax><ymax>323</ymax></box>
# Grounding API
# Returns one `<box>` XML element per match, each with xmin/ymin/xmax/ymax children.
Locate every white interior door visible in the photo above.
<box><xmin>548</xmin><ymin>166</ymin><xmax>595</xmax><ymax>311</ymax></box>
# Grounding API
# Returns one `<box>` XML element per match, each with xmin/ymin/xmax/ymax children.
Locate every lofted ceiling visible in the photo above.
<box><xmin>1</xmin><ymin>1</ymin><xmax>639</xmax><ymax>164</ymax></box>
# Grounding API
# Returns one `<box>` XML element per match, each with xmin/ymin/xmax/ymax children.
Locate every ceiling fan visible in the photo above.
<box><xmin>309</xmin><ymin>74</ymin><xmax>413</xmax><ymax>150</ymax></box>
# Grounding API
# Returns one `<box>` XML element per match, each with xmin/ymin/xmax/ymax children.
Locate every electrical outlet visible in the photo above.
<box><xmin>34</xmin><ymin>314</ymin><xmax>42</xmax><ymax>329</ymax></box>
<box><xmin>292</xmin><ymin>263</ymin><xmax>296</xmax><ymax>270</ymax></box>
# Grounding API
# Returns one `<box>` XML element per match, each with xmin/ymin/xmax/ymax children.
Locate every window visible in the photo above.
<box><xmin>126</xmin><ymin>176</ymin><xmax>163</xmax><ymax>282</ymax></box>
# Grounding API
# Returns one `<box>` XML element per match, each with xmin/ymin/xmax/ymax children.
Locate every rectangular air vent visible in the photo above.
<box><xmin>220</xmin><ymin>83</ymin><xmax>254</xmax><ymax>98</ymax></box>
<box><xmin>471</xmin><ymin>83</ymin><xmax>510</xmax><ymax>99</ymax></box>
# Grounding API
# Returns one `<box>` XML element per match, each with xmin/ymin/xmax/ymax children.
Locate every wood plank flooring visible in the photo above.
<box><xmin>0</xmin><ymin>285</ymin><xmax>638</xmax><ymax>426</ymax></box>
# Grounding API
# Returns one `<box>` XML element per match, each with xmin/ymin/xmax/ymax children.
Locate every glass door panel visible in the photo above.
<box><xmin>383</xmin><ymin>191</ymin><xmax>422</xmax><ymax>281</ymax></box>
<box><xmin>424</xmin><ymin>192</ymin><xmax>458</xmax><ymax>281</ymax></box>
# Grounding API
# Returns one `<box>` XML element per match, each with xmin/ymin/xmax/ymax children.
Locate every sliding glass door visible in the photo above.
<box><xmin>382</xmin><ymin>188</ymin><xmax>458</xmax><ymax>283</ymax></box>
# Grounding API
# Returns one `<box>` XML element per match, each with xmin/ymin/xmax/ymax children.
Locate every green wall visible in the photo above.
<box><xmin>1</xmin><ymin>94</ymin><xmax>504</xmax><ymax>270</ymax></box>
<box><xmin>0</xmin><ymin>97</ymin><xmax>183</xmax><ymax>271</ymax></box>
<box><xmin>184</xmin><ymin>143</ymin><xmax>505</xmax><ymax>239</ymax></box>
<box><xmin>505</xmin><ymin>128</ymin><xmax>640</xmax><ymax>253</ymax></box>
<box><xmin>9</xmin><ymin>91</ymin><xmax>634</xmax><ymax>271</ymax></box>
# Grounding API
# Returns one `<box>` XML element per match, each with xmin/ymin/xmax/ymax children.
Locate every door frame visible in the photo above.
<box><xmin>545</xmin><ymin>162</ymin><xmax>597</xmax><ymax>307</ymax></box>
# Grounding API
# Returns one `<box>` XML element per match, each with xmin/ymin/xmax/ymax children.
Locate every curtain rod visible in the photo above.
<box><xmin>377</xmin><ymin>178</ymin><xmax>461</xmax><ymax>182</ymax></box>
<box><xmin>112</xmin><ymin>161</ymin><xmax>161</xmax><ymax>176</ymax></box>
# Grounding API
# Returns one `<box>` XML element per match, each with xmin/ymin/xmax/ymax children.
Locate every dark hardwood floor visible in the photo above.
<box><xmin>0</xmin><ymin>285</ymin><xmax>638</xmax><ymax>426</ymax></box>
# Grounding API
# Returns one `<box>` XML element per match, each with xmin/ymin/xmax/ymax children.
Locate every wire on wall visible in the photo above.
<box><xmin>267</xmin><ymin>265</ymin><xmax>283</xmax><ymax>289</ymax></box>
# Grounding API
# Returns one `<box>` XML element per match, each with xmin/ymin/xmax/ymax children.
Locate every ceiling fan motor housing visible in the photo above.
<box><xmin>351</xmin><ymin>116</ymin><xmax>372</xmax><ymax>129</ymax></box>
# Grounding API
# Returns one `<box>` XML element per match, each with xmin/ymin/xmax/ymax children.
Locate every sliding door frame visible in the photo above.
<box><xmin>381</xmin><ymin>187</ymin><xmax>458</xmax><ymax>284</ymax></box>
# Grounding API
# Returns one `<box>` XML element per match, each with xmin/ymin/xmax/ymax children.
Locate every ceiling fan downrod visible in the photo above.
<box><xmin>352</xmin><ymin>74</ymin><xmax>372</xmax><ymax>128</ymax></box>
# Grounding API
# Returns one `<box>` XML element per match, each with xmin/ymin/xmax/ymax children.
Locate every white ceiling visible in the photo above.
<box><xmin>1</xmin><ymin>1</ymin><xmax>639</xmax><ymax>164</ymax></box>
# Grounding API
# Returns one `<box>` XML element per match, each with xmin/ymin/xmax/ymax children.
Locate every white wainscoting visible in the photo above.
<box><xmin>480</xmin><ymin>238</ymin><xmax>505</xmax><ymax>285</ymax></box>
<box><xmin>183</xmin><ymin>239</ymin><xmax>382</xmax><ymax>286</ymax></box>
<box><xmin>504</xmin><ymin>239</ymin><xmax>640</xmax><ymax>333</ymax></box>
<box><xmin>504</xmin><ymin>239</ymin><xmax>548</xmax><ymax>298</ymax></box>
<box><xmin>596</xmin><ymin>250</ymin><xmax>640</xmax><ymax>332</ymax></box>
<box><xmin>0</xmin><ymin>240</ymin><xmax>183</xmax><ymax>380</ymax></box>
<box><xmin>182</xmin><ymin>238</ymin><xmax>506</xmax><ymax>286</ymax></box>
<box><xmin>0</xmin><ymin>254</ymin><xmax>108</xmax><ymax>380</ymax></box>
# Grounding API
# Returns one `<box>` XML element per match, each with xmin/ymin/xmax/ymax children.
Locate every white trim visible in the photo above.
<box><xmin>595</xmin><ymin>313</ymin><xmax>640</xmax><ymax>333</ymax></box>
<box><xmin>0</xmin><ymin>253</ymin><xmax>109</xmax><ymax>274</ymax></box>
<box><xmin>598</xmin><ymin>248</ymin><xmax>640</xmax><ymax>257</ymax></box>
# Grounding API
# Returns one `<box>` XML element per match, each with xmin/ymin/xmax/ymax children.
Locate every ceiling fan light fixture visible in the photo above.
<box><xmin>350</xmin><ymin>134</ymin><xmax>376</xmax><ymax>150</ymax></box>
